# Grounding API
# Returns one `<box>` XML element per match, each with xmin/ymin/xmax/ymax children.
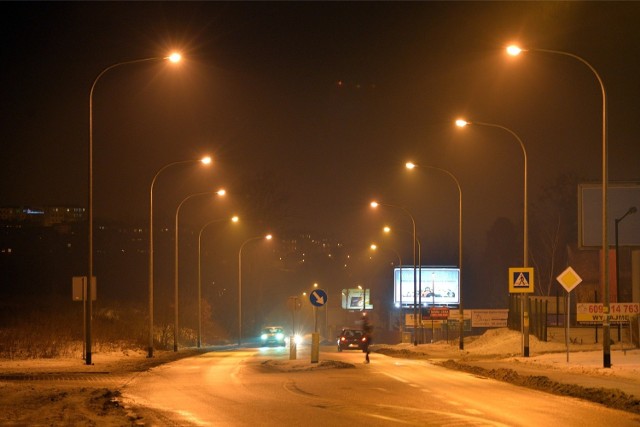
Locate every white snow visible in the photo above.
<box><xmin>0</xmin><ymin>329</ymin><xmax>637</xmax><ymax>425</ymax></box>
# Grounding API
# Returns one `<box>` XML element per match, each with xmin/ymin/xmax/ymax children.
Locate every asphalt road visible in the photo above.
<box><xmin>121</xmin><ymin>345</ymin><xmax>640</xmax><ymax>426</ymax></box>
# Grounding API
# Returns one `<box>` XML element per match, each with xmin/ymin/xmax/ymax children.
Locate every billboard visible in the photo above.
<box><xmin>393</xmin><ymin>266</ymin><xmax>460</xmax><ymax>306</ymax></box>
<box><xmin>579</xmin><ymin>183</ymin><xmax>640</xmax><ymax>248</ymax></box>
<box><xmin>341</xmin><ymin>288</ymin><xmax>373</xmax><ymax>310</ymax></box>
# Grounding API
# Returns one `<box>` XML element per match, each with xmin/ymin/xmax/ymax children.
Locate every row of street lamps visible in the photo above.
<box><xmin>367</xmin><ymin>44</ymin><xmax>612</xmax><ymax>367</ymax></box>
<box><xmin>87</xmin><ymin>42</ymin><xmax>613</xmax><ymax>367</ymax></box>
<box><xmin>86</xmin><ymin>51</ymin><xmax>274</xmax><ymax>363</ymax></box>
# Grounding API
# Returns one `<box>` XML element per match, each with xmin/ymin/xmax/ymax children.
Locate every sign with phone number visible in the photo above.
<box><xmin>577</xmin><ymin>303</ymin><xmax>640</xmax><ymax>323</ymax></box>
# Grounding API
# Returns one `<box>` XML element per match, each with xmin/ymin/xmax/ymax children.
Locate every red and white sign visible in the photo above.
<box><xmin>577</xmin><ymin>303</ymin><xmax>640</xmax><ymax>323</ymax></box>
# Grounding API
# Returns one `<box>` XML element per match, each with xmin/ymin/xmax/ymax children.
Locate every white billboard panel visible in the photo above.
<box><xmin>341</xmin><ymin>288</ymin><xmax>373</xmax><ymax>310</ymax></box>
<box><xmin>393</xmin><ymin>266</ymin><xmax>460</xmax><ymax>306</ymax></box>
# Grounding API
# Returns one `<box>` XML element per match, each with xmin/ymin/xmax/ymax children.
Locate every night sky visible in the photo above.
<box><xmin>2</xmin><ymin>2</ymin><xmax>640</xmax><ymax>253</ymax></box>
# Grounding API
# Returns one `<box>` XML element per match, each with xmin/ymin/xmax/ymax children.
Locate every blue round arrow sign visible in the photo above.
<box><xmin>309</xmin><ymin>289</ymin><xmax>328</xmax><ymax>307</ymax></box>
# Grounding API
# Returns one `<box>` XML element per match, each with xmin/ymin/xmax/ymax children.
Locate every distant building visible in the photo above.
<box><xmin>0</xmin><ymin>206</ymin><xmax>86</xmax><ymax>227</ymax></box>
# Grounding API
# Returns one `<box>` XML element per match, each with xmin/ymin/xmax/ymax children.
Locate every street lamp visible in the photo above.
<box><xmin>197</xmin><ymin>215</ymin><xmax>239</xmax><ymax>348</ymax></box>
<box><xmin>238</xmin><ymin>234</ymin><xmax>273</xmax><ymax>346</ymax></box>
<box><xmin>371</xmin><ymin>201</ymin><xmax>419</xmax><ymax>345</ymax></box>
<box><xmin>382</xmin><ymin>225</ymin><xmax>422</xmax><ymax>341</ymax></box>
<box><xmin>88</xmin><ymin>52</ymin><xmax>182</xmax><ymax>365</ymax></box>
<box><xmin>506</xmin><ymin>44</ymin><xmax>611</xmax><ymax>367</ymax></box>
<box><xmin>615</xmin><ymin>207</ymin><xmax>637</xmax><ymax>303</ymax></box>
<box><xmin>147</xmin><ymin>156</ymin><xmax>211</xmax><ymax>358</ymax></box>
<box><xmin>173</xmin><ymin>189</ymin><xmax>226</xmax><ymax>352</ymax></box>
<box><xmin>370</xmin><ymin>242</ymin><xmax>404</xmax><ymax>337</ymax></box>
<box><xmin>406</xmin><ymin>162</ymin><xmax>465</xmax><ymax>350</ymax></box>
<box><xmin>456</xmin><ymin>119</ymin><xmax>530</xmax><ymax>356</ymax></box>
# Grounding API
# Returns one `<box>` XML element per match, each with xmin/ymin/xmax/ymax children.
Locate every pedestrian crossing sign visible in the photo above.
<box><xmin>508</xmin><ymin>267</ymin><xmax>534</xmax><ymax>293</ymax></box>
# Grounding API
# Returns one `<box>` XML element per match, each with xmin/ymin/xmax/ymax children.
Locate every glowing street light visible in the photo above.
<box><xmin>167</xmin><ymin>52</ymin><xmax>182</xmax><ymax>63</ymax></box>
<box><xmin>147</xmin><ymin>156</ymin><xmax>211</xmax><ymax>358</ymax></box>
<box><xmin>371</xmin><ymin>201</ymin><xmax>419</xmax><ymax>345</ymax></box>
<box><xmin>405</xmin><ymin>161</ymin><xmax>465</xmax><ymax>350</ymax></box>
<box><xmin>173</xmin><ymin>189</ymin><xmax>226</xmax><ymax>352</ymax></box>
<box><xmin>87</xmin><ymin>53</ymin><xmax>182</xmax><ymax>364</ymax></box>
<box><xmin>505</xmin><ymin>43</ymin><xmax>611</xmax><ymax>368</ymax></box>
<box><xmin>238</xmin><ymin>234</ymin><xmax>273</xmax><ymax>346</ymax></box>
<box><xmin>197</xmin><ymin>215</ymin><xmax>239</xmax><ymax>348</ymax></box>
<box><xmin>456</xmin><ymin>118</ymin><xmax>530</xmax><ymax>356</ymax></box>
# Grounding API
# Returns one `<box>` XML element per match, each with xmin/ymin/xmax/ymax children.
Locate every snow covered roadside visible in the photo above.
<box><xmin>374</xmin><ymin>328</ymin><xmax>640</xmax><ymax>415</ymax></box>
<box><xmin>0</xmin><ymin>329</ymin><xmax>638</xmax><ymax>424</ymax></box>
<box><xmin>0</xmin><ymin>349</ymin><xmax>204</xmax><ymax>426</ymax></box>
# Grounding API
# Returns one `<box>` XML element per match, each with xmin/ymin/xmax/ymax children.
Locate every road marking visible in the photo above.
<box><xmin>380</xmin><ymin>372</ymin><xmax>410</xmax><ymax>383</ymax></box>
<box><xmin>364</xmin><ymin>413</ymin><xmax>414</xmax><ymax>424</ymax></box>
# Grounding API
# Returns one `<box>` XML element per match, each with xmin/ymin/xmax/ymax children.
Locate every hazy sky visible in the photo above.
<box><xmin>2</xmin><ymin>2</ymin><xmax>639</xmax><ymax>252</ymax></box>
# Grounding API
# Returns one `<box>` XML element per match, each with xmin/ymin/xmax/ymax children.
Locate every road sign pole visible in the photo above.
<box><xmin>567</xmin><ymin>291</ymin><xmax>571</xmax><ymax>363</ymax></box>
<box><xmin>308</xmin><ymin>289</ymin><xmax>327</xmax><ymax>364</ymax></box>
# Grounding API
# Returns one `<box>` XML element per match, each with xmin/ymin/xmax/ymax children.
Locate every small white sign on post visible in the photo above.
<box><xmin>556</xmin><ymin>267</ymin><xmax>583</xmax><ymax>362</ymax></box>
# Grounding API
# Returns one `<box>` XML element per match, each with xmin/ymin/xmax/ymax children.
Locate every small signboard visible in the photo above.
<box><xmin>508</xmin><ymin>267</ymin><xmax>534</xmax><ymax>293</ymax></box>
<box><xmin>341</xmin><ymin>288</ymin><xmax>373</xmax><ymax>310</ymax></box>
<box><xmin>427</xmin><ymin>307</ymin><xmax>450</xmax><ymax>319</ymax></box>
<box><xmin>309</xmin><ymin>289</ymin><xmax>328</xmax><ymax>307</ymax></box>
<box><xmin>577</xmin><ymin>303</ymin><xmax>640</xmax><ymax>324</ymax></box>
<box><xmin>557</xmin><ymin>267</ymin><xmax>582</xmax><ymax>293</ymax></box>
<box><xmin>72</xmin><ymin>276</ymin><xmax>96</xmax><ymax>301</ymax></box>
<box><xmin>471</xmin><ymin>309</ymin><xmax>509</xmax><ymax>327</ymax></box>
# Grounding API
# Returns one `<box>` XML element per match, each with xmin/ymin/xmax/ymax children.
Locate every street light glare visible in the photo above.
<box><xmin>506</xmin><ymin>45</ymin><xmax>522</xmax><ymax>56</ymax></box>
<box><xmin>455</xmin><ymin>119</ymin><xmax>469</xmax><ymax>127</ymax></box>
<box><xmin>201</xmin><ymin>156</ymin><xmax>212</xmax><ymax>165</ymax></box>
<box><xmin>167</xmin><ymin>52</ymin><xmax>182</xmax><ymax>63</ymax></box>
<box><xmin>231</xmin><ymin>216</ymin><xmax>239</xmax><ymax>222</ymax></box>
<box><xmin>216</xmin><ymin>189</ymin><xmax>226</xmax><ymax>196</ymax></box>
<box><xmin>405</xmin><ymin>162</ymin><xmax>416</xmax><ymax>170</ymax></box>
<box><xmin>370</xmin><ymin>201</ymin><xmax>379</xmax><ymax>208</ymax></box>
<box><xmin>370</xmin><ymin>244</ymin><xmax>377</xmax><ymax>250</ymax></box>
<box><xmin>265</xmin><ymin>234</ymin><xmax>273</xmax><ymax>240</ymax></box>
<box><xmin>383</xmin><ymin>226</ymin><xmax>391</xmax><ymax>233</ymax></box>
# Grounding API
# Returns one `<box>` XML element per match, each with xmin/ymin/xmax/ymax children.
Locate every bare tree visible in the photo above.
<box><xmin>529</xmin><ymin>173</ymin><xmax>580</xmax><ymax>296</ymax></box>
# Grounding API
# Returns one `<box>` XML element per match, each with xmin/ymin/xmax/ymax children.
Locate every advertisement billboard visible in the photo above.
<box><xmin>393</xmin><ymin>266</ymin><xmax>460</xmax><ymax>306</ymax></box>
<box><xmin>341</xmin><ymin>288</ymin><xmax>373</xmax><ymax>310</ymax></box>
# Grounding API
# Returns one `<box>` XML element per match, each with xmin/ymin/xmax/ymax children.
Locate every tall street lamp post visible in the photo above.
<box><xmin>371</xmin><ymin>201</ymin><xmax>419</xmax><ymax>345</ymax></box>
<box><xmin>370</xmin><ymin>243</ymin><xmax>403</xmax><ymax>338</ymax></box>
<box><xmin>238</xmin><ymin>234</ymin><xmax>273</xmax><ymax>346</ymax></box>
<box><xmin>197</xmin><ymin>215</ymin><xmax>239</xmax><ymax>348</ymax></box>
<box><xmin>88</xmin><ymin>53</ymin><xmax>181</xmax><ymax>365</ymax></box>
<box><xmin>173</xmin><ymin>189</ymin><xmax>226</xmax><ymax>352</ymax></box>
<box><xmin>615</xmin><ymin>207</ymin><xmax>637</xmax><ymax>303</ymax></box>
<box><xmin>506</xmin><ymin>45</ymin><xmax>611</xmax><ymax>367</ymax></box>
<box><xmin>456</xmin><ymin>119</ymin><xmax>529</xmax><ymax>356</ymax></box>
<box><xmin>148</xmin><ymin>156</ymin><xmax>211</xmax><ymax>358</ymax></box>
<box><xmin>406</xmin><ymin>162</ymin><xmax>465</xmax><ymax>350</ymax></box>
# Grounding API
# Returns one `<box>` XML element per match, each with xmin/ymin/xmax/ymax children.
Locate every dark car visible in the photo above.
<box><xmin>337</xmin><ymin>328</ymin><xmax>368</xmax><ymax>352</ymax></box>
<box><xmin>260</xmin><ymin>326</ymin><xmax>286</xmax><ymax>347</ymax></box>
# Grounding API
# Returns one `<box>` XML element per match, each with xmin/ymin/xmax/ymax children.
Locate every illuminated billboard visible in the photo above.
<box><xmin>394</xmin><ymin>267</ymin><xmax>460</xmax><ymax>306</ymax></box>
<box><xmin>341</xmin><ymin>288</ymin><xmax>373</xmax><ymax>310</ymax></box>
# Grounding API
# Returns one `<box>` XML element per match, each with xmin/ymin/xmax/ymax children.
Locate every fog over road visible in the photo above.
<box><xmin>122</xmin><ymin>346</ymin><xmax>638</xmax><ymax>426</ymax></box>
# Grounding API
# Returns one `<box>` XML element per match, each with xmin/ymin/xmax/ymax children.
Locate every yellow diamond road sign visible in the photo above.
<box><xmin>556</xmin><ymin>266</ymin><xmax>582</xmax><ymax>293</ymax></box>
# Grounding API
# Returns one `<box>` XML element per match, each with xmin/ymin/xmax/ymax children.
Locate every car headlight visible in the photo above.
<box><xmin>275</xmin><ymin>333</ymin><xmax>284</xmax><ymax>341</ymax></box>
<box><xmin>261</xmin><ymin>334</ymin><xmax>268</xmax><ymax>340</ymax></box>
<box><xmin>294</xmin><ymin>334</ymin><xmax>303</xmax><ymax>345</ymax></box>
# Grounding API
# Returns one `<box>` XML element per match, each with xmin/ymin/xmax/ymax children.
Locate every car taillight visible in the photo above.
<box><xmin>340</xmin><ymin>337</ymin><xmax>346</xmax><ymax>342</ymax></box>
<box><xmin>361</xmin><ymin>336</ymin><xmax>367</xmax><ymax>343</ymax></box>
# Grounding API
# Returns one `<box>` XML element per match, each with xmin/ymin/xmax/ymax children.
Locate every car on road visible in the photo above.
<box><xmin>337</xmin><ymin>328</ymin><xmax>367</xmax><ymax>352</ymax></box>
<box><xmin>260</xmin><ymin>326</ymin><xmax>286</xmax><ymax>347</ymax></box>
